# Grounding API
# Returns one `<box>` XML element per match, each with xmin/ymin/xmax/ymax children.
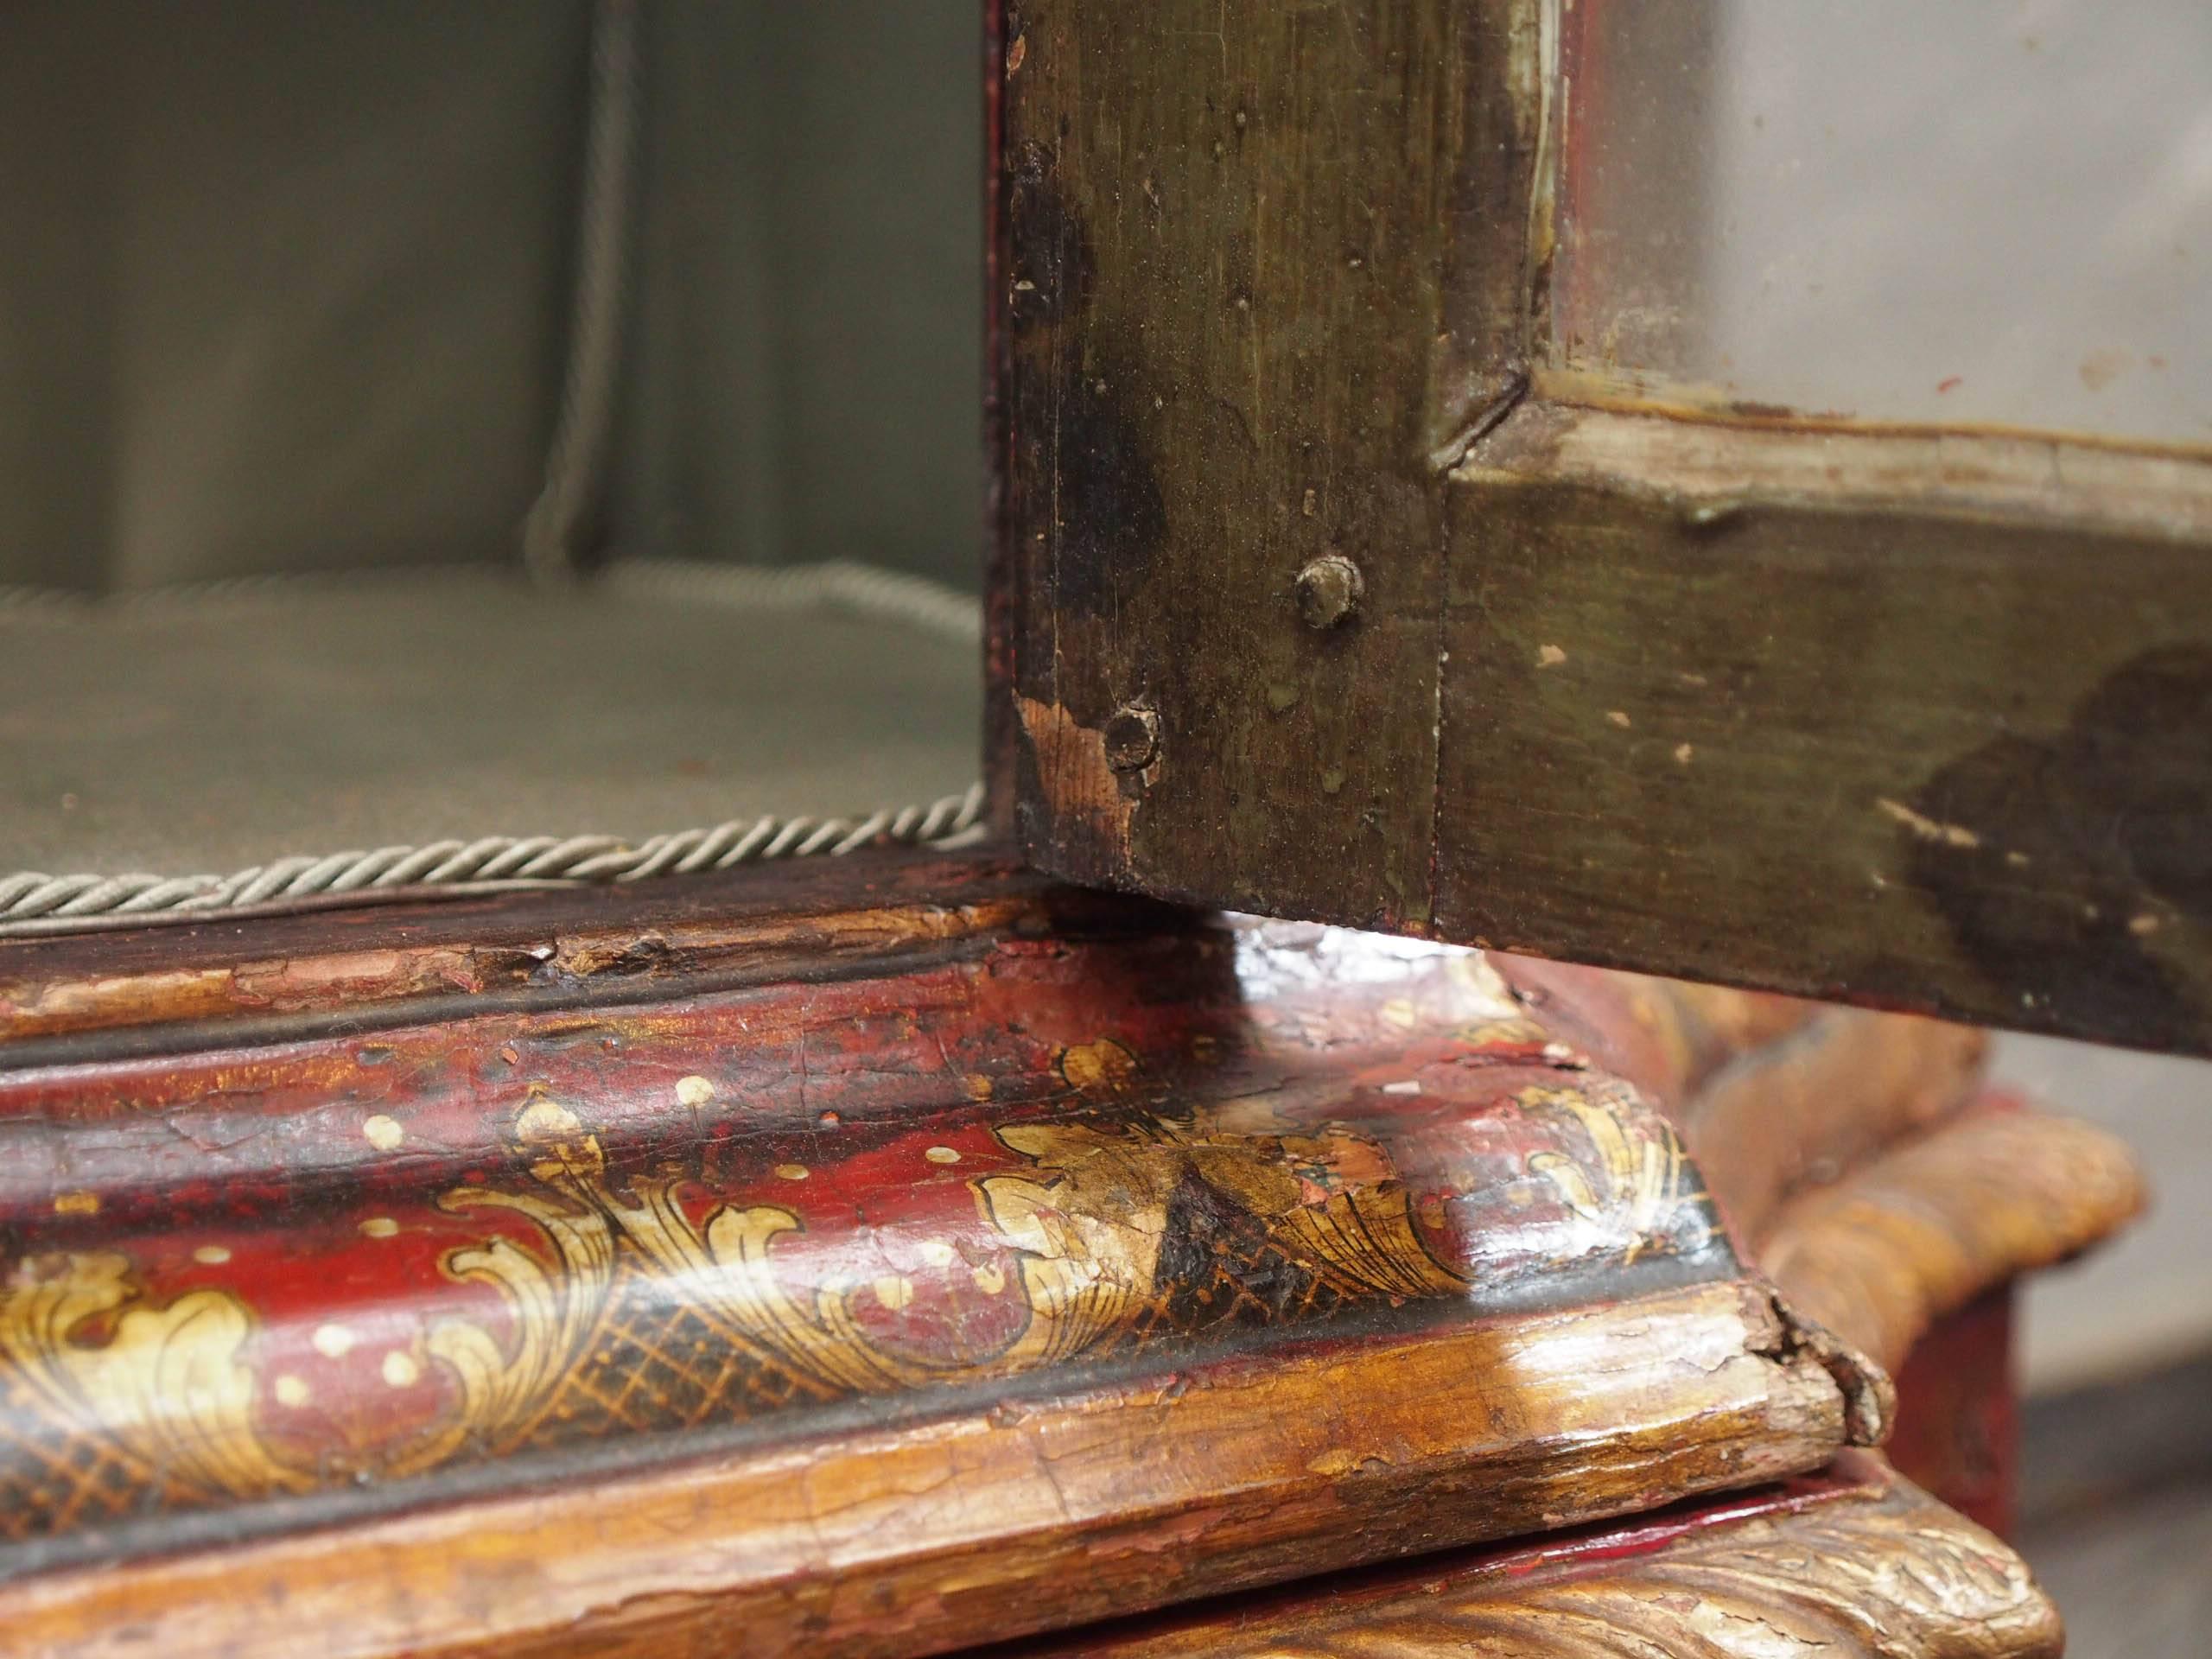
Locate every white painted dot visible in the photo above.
<box><xmin>919</xmin><ymin>1240</ymin><xmax>956</xmax><ymax>1267</ymax></box>
<box><xmin>362</xmin><ymin>1115</ymin><xmax>404</xmax><ymax>1152</ymax></box>
<box><xmin>311</xmin><ymin>1324</ymin><xmax>356</xmax><ymax>1359</ymax></box>
<box><xmin>359</xmin><ymin>1217</ymin><xmax>399</xmax><ymax>1239</ymax></box>
<box><xmin>192</xmin><ymin>1244</ymin><xmax>232</xmax><ymax>1266</ymax></box>
<box><xmin>273</xmin><ymin>1375</ymin><xmax>310</xmax><ymax>1408</ymax></box>
<box><xmin>676</xmin><ymin>1076</ymin><xmax>715</xmax><ymax>1109</ymax></box>
<box><xmin>925</xmin><ymin>1146</ymin><xmax>961</xmax><ymax>1166</ymax></box>
<box><xmin>381</xmin><ymin>1351</ymin><xmax>421</xmax><ymax>1389</ymax></box>
<box><xmin>774</xmin><ymin>1163</ymin><xmax>810</xmax><ymax>1182</ymax></box>
<box><xmin>873</xmin><ymin>1275</ymin><xmax>914</xmax><ymax>1311</ymax></box>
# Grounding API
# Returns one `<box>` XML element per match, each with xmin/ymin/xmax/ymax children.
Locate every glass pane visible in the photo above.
<box><xmin>1554</xmin><ymin>0</ymin><xmax>2212</xmax><ymax>441</ymax></box>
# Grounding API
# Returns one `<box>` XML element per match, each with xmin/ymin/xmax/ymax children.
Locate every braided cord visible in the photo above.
<box><xmin>0</xmin><ymin>784</ymin><xmax>985</xmax><ymax>932</ymax></box>
<box><xmin>0</xmin><ymin>0</ymin><xmax>984</xmax><ymax>938</ymax></box>
<box><xmin>0</xmin><ymin>555</ymin><xmax>989</xmax><ymax>933</ymax></box>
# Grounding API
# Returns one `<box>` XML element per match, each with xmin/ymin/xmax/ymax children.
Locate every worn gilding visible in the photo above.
<box><xmin>0</xmin><ymin>916</ymin><xmax>1754</xmax><ymax>1568</ymax></box>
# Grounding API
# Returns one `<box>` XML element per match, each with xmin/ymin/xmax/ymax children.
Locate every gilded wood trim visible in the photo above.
<box><xmin>1680</xmin><ymin>1009</ymin><xmax>1988</xmax><ymax>1243</ymax></box>
<box><xmin>1761</xmin><ymin>1106</ymin><xmax>2147</xmax><ymax>1374</ymax></box>
<box><xmin>0</xmin><ymin>907</ymin><xmax>1886</xmax><ymax>1651</ymax></box>
<box><xmin>1033</xmin><ymin>1458</ymin><xmax>2062</xmax><ymax>1659</ymax></box>
<box><xmin>0</xmin><ymin>1281</ymin><xmax>1853</xmax><ymax>1659</ymax></box>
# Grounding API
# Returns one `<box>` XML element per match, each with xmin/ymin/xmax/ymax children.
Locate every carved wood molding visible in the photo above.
<box><xmin>0</xmin><ymin>908</ymin><xmax>1885</xmax><ymax>1657</ymax></box>
<box><xmin>1037</xmin><ymin>1459</ymin><xmax>2061</xmax><ymax>1659</ymax></box>
<box><xmin>1762</xmin><ymin>1103</ymin><xmax>2146</xmax><ymax>1374</ymax></box>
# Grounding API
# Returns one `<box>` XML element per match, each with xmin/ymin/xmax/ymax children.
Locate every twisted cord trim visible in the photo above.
<box><xmin>0</xmin><ymin>784</ymin><xmax>985</xmax><ymax>931</ymax></box>
<box><xmin>0</xmin><ymin>560</ymin><xmax>987</xmax><ymax>931</ymax></box>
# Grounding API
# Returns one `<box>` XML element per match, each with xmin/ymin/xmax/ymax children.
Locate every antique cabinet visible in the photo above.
<box><xmin>0</xmin><ymin>2</ymin><xmax>2191</xmax><ymax>1655</ymax></box>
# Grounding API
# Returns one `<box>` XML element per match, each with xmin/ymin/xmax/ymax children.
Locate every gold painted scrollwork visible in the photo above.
<box><xmin>1523</xmin><ymin>1086</ymin><xmax>1700</xmax><ymax>1264</ymax></box>
<box><xmin>0</xmin><ymin>1252</ymin><xmax>307</xmax><ymax>1503</ymax></box>
<box><xmin>0</xmin><ymin>1094</ymin><xmax>625</xmax><ymax>1499</ymax></box>
<box><xmin>1090</xmin><ymin>1474</ymin><xmax>2059</xmax><ymax>1659</ymax></box>
<box><xmin>393</xmin><ymin>1093</ymin><xmax>620</xmax><ymax>1471</ymax></box>
<box><xmin>1</xmin><ymin>1056</ymin><xmax>1709</xmax><ymax>1511</ymax></box>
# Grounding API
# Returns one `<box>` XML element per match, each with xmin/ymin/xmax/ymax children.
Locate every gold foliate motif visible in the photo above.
<box><xmin>2</xmin><ymin>1057</ymin><xmax>1703</xmax><ymax>1513</ymax></box>
<box><xmin>1</xmin><ymin>1252</ymin><xmax>307</xmax><ymax>1503</ymax></box>
<box><xmin>1522</xmin><ymin>1086</ymin><xmax>1700</xmax><ymax>1264</ymax></box>
<box><xmin>397</xmin><ymin>1095</ymin><xmax>620</xmax><ymax>1471</ymax></box>
<box><xmin>0</xmin><ymin>1101</ymin><xmax>626</xmax><ymax>1498</ymax></box>
<box><xmin>1103</xmin><ymin>1477</ymin><xmax>2058</xmax><ymax>1658</ymax></box>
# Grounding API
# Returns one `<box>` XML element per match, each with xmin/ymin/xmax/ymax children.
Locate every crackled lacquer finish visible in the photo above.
<box><xmin>0</xmin><ymin>880</ymin><xmax>1854</xmax><ymax>1607</ymax></box>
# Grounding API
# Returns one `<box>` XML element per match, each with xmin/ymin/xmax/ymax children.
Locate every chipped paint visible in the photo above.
<box><xmin>1876</xmin><ymin>798</ymin><xmax>1982</xmax><ymax>850</ymax></box>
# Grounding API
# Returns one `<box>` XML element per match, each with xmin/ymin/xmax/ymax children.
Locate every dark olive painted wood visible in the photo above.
<box><xmin>1001</xmin><ymin>0</ymin><xmax>1542</xmax><ymax>930</ymax></box>
<box><xmin>1436</xmin><ymin>415</ymin><xmax>2212</xmax><ymax>1052</ymax></box>
<box><xmin>1001</xmin><ymin>0</ymin><xmax>2212</xmax><ymax>1054</ymax></box>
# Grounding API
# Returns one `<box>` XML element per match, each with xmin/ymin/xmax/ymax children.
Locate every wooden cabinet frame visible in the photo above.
<box><xmin>997</xmin><ymin>0</ymin><xmax>2212</xmax><ymax>1053</ymax></box>
<box><xmin>0</xmin><ymin>10</ymin><xmax>2165</xmax><ymax>1651</ymax></box>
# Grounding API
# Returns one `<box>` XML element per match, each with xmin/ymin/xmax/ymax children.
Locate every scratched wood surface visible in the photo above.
<box><xmin>1001</xmin><ymin>0</ymin><xmax>2212</xmax><ymax>1054</ymax></box>
<box><xmin>0</xmin><ymin>849</ymin><xmax>2153</xmax><ymax>1656</ymax></box>
<box><xmin>0</xmin><ymin>861</ymin><xmax>1882</xmax><ymax>1658</ymax></box>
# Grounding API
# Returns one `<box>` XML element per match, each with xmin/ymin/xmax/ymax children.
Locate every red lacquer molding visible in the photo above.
<box><xmin>0</xmin><ymin>868</ymin><xmax>1875</xmax><ymax>1653</ymax></box>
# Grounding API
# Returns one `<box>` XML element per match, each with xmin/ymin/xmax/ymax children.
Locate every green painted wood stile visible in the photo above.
<box><xmin>999</xmin><ymin>0</ymin><xmax>2212</xmax><ymax>1055</ymax></box>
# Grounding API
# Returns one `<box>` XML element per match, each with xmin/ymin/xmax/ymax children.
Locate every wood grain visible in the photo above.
<box><xmin>0</xmin><ymin>850</ymin><xmax>1107</xmax><ymax>1062</ymax></box>
<box><xmin>1441</xmin><ymin>393</ymin><xmax>2212</xmax><ymax>1052</ymax></box>
<box><xmin>0</xmin><ymin>891</ymin><xmax>1881</xmax><ymax>1655</ymax></box>
<box><xmin>1001</xmin><ymin>0</ymin><xmax>2212</xmax><ymax>1054</ymax></box>
<box><xmin>0</xmin><ymin>1283</ymin><xmax>1851</xmax><ymax>1659</ymax></box>
<box><xmin>1002</xmin><ymin>0</ymin><xmax>1542</xmax><ymax>929</ymax></box>
<box><xmin>1025</xmin><ymin>1454</ymin><xmax>2062</xmax><ymax>1659</ymax></box>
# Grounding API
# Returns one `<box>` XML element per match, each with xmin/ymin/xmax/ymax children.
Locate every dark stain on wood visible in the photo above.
<box><xmin>1438</xmin><ymin>419</ymin><xmax>2212</xmax><ymax>1052</ymax></box>
<box><xmin>1897</xmin><ymin>645</ymin><xmax>2212</xmax><ymax>1043</ymax></box>
<box><xmin>1000</xmin><ymin>0</ymin><xmax>2212</xmax><ymax>1056</ymax></box>
<box><xmin>1002</xmin><ymin>0</ymin><xmax>1547</xmax><ymax>928</ymax></box>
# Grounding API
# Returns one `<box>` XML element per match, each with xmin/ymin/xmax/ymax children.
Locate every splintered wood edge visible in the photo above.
<box><xmin>0</xmin><ymin>852</ymin><xmax>1061</xmax><ymax>1052</ymax></box>
<box><xmin>1035</xmin><ymin>1458</ymin><xmax>2062</xmax><ymax>1659</ymax></box>
<box><xmin>0</xmin><ymin>1281</ymin><xmax>1858</xmax><ymax>1659</ymax></box>
<box><xmin>1761</xmin><ymin>1106</ymin><xmax>2147</xmax><ymax>1375</ymax></box>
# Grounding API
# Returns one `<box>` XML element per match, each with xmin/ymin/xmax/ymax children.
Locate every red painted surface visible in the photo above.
<box><xmin>1</xmin><ymin>914</ymin><xmax>1738</xmax><ymax>1567</ymax></box>
<box><xmin>1889</xmin><ymin>1288</ymin><xmax>2020</xmax><ymax>1537</ymax></box>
